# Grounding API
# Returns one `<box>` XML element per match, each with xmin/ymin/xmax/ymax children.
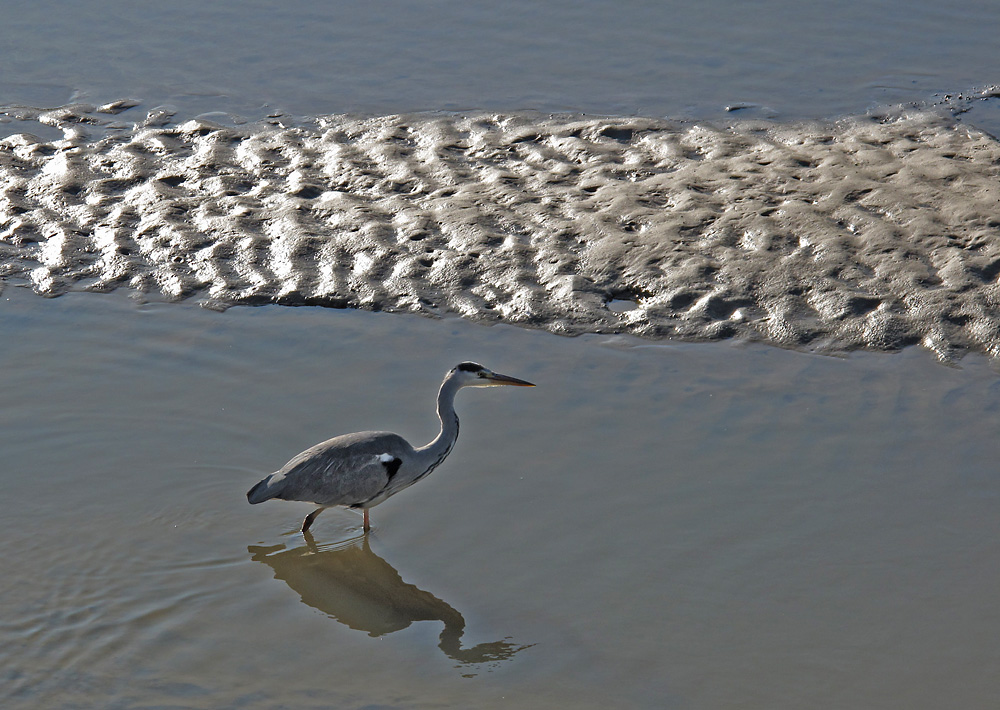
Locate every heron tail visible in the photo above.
<box><xmin>246</xmin><ymin>472</ymin><xmax>285</xmax><ymax>504</ymax></box>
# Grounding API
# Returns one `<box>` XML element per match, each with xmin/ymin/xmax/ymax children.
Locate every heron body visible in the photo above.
<box><xmin>247</xmin><ymin>362</ymin><xmax>534</xmax><ymax>533</ymax></box>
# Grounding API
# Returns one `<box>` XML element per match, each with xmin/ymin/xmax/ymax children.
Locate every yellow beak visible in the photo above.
<box><xmin>485</xmin><ymin>372</ymin><xmax>536</xmax><ymax>387</ymax></box>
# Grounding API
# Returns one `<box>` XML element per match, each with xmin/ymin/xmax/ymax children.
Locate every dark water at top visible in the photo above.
<box><xmin>2</xmin><ymin>0</ymin><xmax>999</xmax><ymax>120</ymax></box>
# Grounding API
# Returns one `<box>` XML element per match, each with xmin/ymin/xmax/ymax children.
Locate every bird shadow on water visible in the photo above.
<box><xmin>248</xmin><ymin>532</ymin><xmax>533</xmax><ymax>676</ymax></box>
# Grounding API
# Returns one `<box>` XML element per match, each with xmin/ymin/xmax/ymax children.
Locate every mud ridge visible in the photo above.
<box><xmin>2</xmin><ymin>98</ymin><xmax>1000</xmax><ymax>360</ymax></box>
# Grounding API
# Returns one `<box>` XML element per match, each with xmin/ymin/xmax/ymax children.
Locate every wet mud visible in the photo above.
<box><xmin>2</xmin><ymin>93</ymin><xmax>1000</xmax><ymax>360</ymax></box>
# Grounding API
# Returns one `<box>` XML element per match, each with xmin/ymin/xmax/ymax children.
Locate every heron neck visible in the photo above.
<box><xmin>418</xmin><ymin>376</ymin><xmax>462</xmax><ymax>464</ymax></box>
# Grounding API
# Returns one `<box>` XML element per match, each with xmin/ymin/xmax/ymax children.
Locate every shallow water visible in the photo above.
<box><xmin>2</xmin><ymin>288</ymin><xmax>999</xmax><ymax>709</ymax></box>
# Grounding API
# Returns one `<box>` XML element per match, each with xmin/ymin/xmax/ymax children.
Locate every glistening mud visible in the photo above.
<box><xmin>2</xmin><ymin>98</ymin><xmax>1000</xmax><ymax>360</ymax></box>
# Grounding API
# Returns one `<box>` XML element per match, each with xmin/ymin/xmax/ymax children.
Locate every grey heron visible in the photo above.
<box><xmin>247</xmin><ymin>362</ymin><xmax>535</xmax><ymax>533</ymax></box>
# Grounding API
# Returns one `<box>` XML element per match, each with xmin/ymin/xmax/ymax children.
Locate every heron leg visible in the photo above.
<box><xmin>302</xmin><ymin>507</ymin><xmax>325</xmax><ymax>533</ymax></box>
<box><xmin>363</xmin><ymin>508</ymin><xmax>370</xmax><ymax>533</ymax></box>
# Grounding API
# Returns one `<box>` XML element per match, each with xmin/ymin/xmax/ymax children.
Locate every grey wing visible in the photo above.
<box><xmin>266</xmin><ymin>432</ymin><xmax>411</xmax><ymax>507</ymax></box>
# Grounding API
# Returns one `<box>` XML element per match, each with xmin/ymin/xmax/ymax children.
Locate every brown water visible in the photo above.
<box><xmin>2</xmin><ymin>288</ymin><xmax>999</xmax><ymax>709</ymax></box>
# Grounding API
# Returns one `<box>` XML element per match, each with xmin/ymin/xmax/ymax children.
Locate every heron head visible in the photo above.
<box><xmin>451</xmin><ymin>362</ymin><xmax>535</xmax><ymax>388</ymax></box>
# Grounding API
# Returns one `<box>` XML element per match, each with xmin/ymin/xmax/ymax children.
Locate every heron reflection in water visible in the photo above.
<box><xmin>248</xmin><ymin>533</ymin><xmax>532</xmax><ymax>671</ymax></box>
